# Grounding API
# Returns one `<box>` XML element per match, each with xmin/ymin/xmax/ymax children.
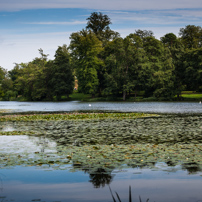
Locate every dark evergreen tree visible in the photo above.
<box><xmin>49</xmin><ymin>45</ymin><xmax>74</xmax><ymax>100</ymax></box>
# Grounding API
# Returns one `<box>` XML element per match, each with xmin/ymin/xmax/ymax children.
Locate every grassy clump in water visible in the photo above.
<box><xmin>0</xmin><ymin>112</ymin><xmax>158</xmax><ymax>122</ymax></box>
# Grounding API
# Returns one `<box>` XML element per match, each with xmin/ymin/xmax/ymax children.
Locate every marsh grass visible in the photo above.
<box><xmin>109</xmin><ymin>186</ymin><xmax>149</xmax><ymax>202</ymax></box>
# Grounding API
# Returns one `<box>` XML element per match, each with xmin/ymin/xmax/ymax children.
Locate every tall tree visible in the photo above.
<box><xmin>103</xmin><ymin>34</ymin><xmax>146</xmax><ymax>100</ymax></box>
<box><xmin>0</xmin><ymin>67</ymin><xmax>6</xmax><ymax>98</ymax></box>
<box><xmin>86</xmin><ymin>12</ymin><xmax>119</xmax><ymax>44</ymax></box>
<box><xmin>49</xmin><ymin>45</ymin><xmax>74</xmax><ymax>100</ymax></box>
<box><xmin>179</xmin><ymin>25</ymin><xmax>202</xmax><ymax>49</ymax></box>
<box><xmin>12</xmin><ymin>49</ymin><xmax>48</xmax><ymax>101</ymax></box>
<box><xmin>182</xmin><ymin>48</ymin><xmax>202</xmax><ymax>91</ymax></box>
<box><xmin>161</xmin><ymin>33</ymin><xmax>185</xmax><ymax>99</ymax></box>
<box><xmin>135</xmin><ymin>29</ymin><xmax>154</xmax><ymax>39</ymax></box>
<box><xmin>70</xmin><ymin>30</ymin><xmax>103</xmax><ymax>97</ymax></box>
<box><xmin>143</xmin><ymin>37</ymin><xmax>175</xmax><ymax>98</ymax></box>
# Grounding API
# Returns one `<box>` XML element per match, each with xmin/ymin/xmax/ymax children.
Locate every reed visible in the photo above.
<box><xmin>109</xmin><ymin>186</ymin><xmax>149</xmax><ymax>202</ymax></box>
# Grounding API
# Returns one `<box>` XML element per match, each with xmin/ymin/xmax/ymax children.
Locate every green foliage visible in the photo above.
<box><xmin>86</xmin><ymin>12</ymin><xmax>119</xmax><ymax>44</ymax></box>
<box><xmin>179</xmin><ymin>25</ymin><xmax>202</xmax><ymax>49</ymax></box>
<box><xmin>182</xmin><ymin>48</ymin><xmax>202</xmax><ymax>91</ymax></box>
<box><xmin>70</xmin><ymin>30</ymin><xmax>103</xmax><ymax>96</ymax></box>
<box><xmin>0</xmin><ymin>66</ymin><xmax>14</xmax><ymax>100</ymax></box>
<box><xmin>69</xmin><ymin>92</ymin><xmax>92</xmax><ymax>101</ymax></box>
<box><xmin>181</xmin><ymin>93</ymin><xmax>202</xmax><ymax>100</ymax></box>
<box><xmin>49</xmin><ymin>45</ymin><xmax>74</xmax><ymax>100</ymax></box>
<box><xmin>103</xmin><ymin>34</ymin><xmax>146</xmax><ymax>100</ymax></box>
<box><xmin>3</xmin><ymin>14</ymin><xmax>202</xmax><ymax>101</ymax></box>
<box><xmin>9</xmin><ymin>47</ymin><xmax>74</xmax><ymax>101</ymax></box>
<box><xmin>86</xmin><ymin>12</ymin><xmax>111</xmax><ymax>36</ymax></box>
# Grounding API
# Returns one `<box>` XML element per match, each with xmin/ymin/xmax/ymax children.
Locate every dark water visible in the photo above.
<box><xmin>1</xmin><ymin>101</ymin><xmax>202</xmax><ymax>202</ymax></box>
<box><xmin>1</xmin><ymin>101</ymin><xmax>202</xmax><ymax>113</ymax></box>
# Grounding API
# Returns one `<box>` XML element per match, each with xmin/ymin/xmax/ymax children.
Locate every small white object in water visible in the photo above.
<box><xmin>200</xmin><ymin>101</ymin><xmax>201</xmax><ymax>104</ymax></box>
<box><xmin>89</xmin><ymin>104</ymin><xmax>91</xmax><ymax>106</ymax></box>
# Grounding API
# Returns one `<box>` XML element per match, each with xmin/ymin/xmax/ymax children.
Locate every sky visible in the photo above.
<box><xmin>0</xmin><ymin>0</ymin><xmax>202</xmax><ymax>71</ymax></box>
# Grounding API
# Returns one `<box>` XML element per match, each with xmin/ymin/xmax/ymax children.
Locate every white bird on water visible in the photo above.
<box><xmin>200</xmin><ymin>101</ymin><xmax>201</xmax><ymax>104</ymax></box>
<box><xmin>89</xmin><ymin>104</ymin><xmax>91</xmax><ymax>107</ymax></box>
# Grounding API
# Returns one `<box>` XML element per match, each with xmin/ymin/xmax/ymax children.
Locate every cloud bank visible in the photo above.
<box><xmin>1</xmin><ymin>0</ymin><xmax>202</xmax><ymax>11</ymax></box>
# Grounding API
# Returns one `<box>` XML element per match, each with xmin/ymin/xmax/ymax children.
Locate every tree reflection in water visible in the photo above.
<box><xmin>89</xmin><ymin>168</ymin><xmax>114</xmax><ymax>188</ymax></box>
<box><xmin>0</xmin><ymin>175</ymin><xmax>6</xmax><ymax>202</ymax></box>
<box><xmin>182</xmin><ymin>162</ymin><xmax>202</xmax><ymax>174</ymax></box>
<box><xmin>72</xmin><ymin>162</ymin><xmax>114</xmax><ymax>188</ymax></box>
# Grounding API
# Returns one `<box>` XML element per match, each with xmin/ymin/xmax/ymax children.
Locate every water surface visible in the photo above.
<box><xmin>1</xmin><ymin>101</ymin><xmax>202</xmax><ymax>114</ymax></box>
<box><xmin>1</xmin><ymin>164</ymin><xmax>202</xmax><ymax>202</ymax></box>
<box><xmin>1</xmin><ymin>101</ymin><xmax>202</xmax><ymax>201</ymax></box>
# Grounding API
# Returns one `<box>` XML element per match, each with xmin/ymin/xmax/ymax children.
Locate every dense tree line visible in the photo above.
<box><xmin>1</xmin><ymin>12</ymin><xmax>202</xmax><ymax>101</ymax></box>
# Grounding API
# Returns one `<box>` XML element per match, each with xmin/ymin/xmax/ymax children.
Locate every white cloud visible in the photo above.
<box><xmin>1</xmin><ymin>0</ymin><xmax>202</xmax><ymax>72</ymax></box>
<box><xmin>25</xmin><ymin>20</ymin><xmax>86</xmax><ymax>25</ymax></box>
<box><xmin>1</xmin><ymin>0</ymin><xmax>202</xmax><ymax>11</ymax></box>
<box><xmin>109</xmin><ymin>9</ymin><xmax>202</xmax><ymax>26</ymax></box>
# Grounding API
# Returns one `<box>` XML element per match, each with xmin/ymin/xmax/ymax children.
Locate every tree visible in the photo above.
<box><xmin>179</xmin><ymin>25</ymin><xmax>202</xmax><ymax>49</ymax></box>
<box><xmin>143</xmin><ymin>37</ymin><xmax>175</xmax><ymax>99</ymax></box>
<box><xmin>70</xmin><ymin>30</ymin><xmax>103</xmax><ymax>97</ymax></box>
<box><xmin>161</xmin><ymin>33</ymin><xmax>185</xmax><ymax>99</ymax></box>
<box><xmin>12</xmin><ymin>50</ymin><xmax>49</xmax><ymax>101</ymax></box>
<box><xmin>86</xmin><ymin>12</ymin><xmax>111</xmax><ymax>35</ymax></box>
<box><xmin>86</xmin><ymin>12</ymin><xmax>119</xmax><ymax>44</ymax></box>
<box><xmin>0</xmin><ymin>67</ymin><xmax>6</xmax><ymax>98</ymax></box>
<box><xmin>103</xmin><ymin>34</ymin><xmax>146</xmax><ymax>100</ymax></box>
<box><xmin>0</xmin><ymin>67</ymin><xmax>6</xmax><ymax>83</ymax></box>
<box><xmin>135</xmin><ymin>29</ymin><xmax>154</xmax><ymax>39</ymax></box>
<box><xmin>182</xmin><ymin>48</ymin><xmax>202</xmax><ymax>91</ymax></box>
<box><xmin>49</xmin><ymin>45</ymin><xmax>74</xmax><ymax>100</ymax></box>
<box><xmin>0</xmin><ymin>67</ymin><xmax>15</xmax><ymax>100</ymax></box>
<box><xmin>161</xmin><ymin>33</ymin><xmax>178</xmax><ymax>49</ymax></box>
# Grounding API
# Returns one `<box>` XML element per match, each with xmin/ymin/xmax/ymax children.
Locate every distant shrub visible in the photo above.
<box><xmin>142</xmin><ymin>97</ymin><xmax>157</xmax><ymax>101</ymax></box>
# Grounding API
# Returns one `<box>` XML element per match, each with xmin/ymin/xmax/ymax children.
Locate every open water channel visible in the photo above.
<box><xmin>1</xmin><ymin>101</ymin><xmax>202</xmax><ymax>202</ymax></box>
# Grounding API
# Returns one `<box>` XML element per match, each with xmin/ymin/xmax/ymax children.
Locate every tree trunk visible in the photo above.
<box><xmin>123</xmin><ymin>90</ymin><xmax>126</xmax><ymax>101</ymax></box>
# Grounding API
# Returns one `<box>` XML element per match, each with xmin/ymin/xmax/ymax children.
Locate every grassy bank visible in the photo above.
<box><xmin>69</xmin><ymin>92</ymin><xmax>202</xmax><ymax>102</ymax></box>
<box><xmin>3</xmin><ymin>91</ymin><xmax>202</xmax><ymax>102</ymax></box>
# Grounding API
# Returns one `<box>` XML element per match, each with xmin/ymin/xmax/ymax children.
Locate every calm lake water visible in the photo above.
<box><xmin>1</xmin><ymin>101</ymin><xmax>202</xmax><ymax>202</ymax></box>
<box><xmin>1</xmin><ymin>135</ymin><xmax>202</xmax><ymax>202</ymax></box>
<box><xmin>1</xmin><ymin>100</ymin><xmax>202</xmax><ymax>113</ymax></box>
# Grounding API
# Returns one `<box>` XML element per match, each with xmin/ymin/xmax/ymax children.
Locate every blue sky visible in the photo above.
<box><xmin>1</xmin><ymin>0</ymin><xmax>202</xmax><ymax>70</ymax></box>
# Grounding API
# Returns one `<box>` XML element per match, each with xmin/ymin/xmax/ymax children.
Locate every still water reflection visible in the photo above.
<box><xmin>1</xmin><ymin>101</ymin><xmax>202</xmax><ymax>201</ymax></box>
<box><xmin>0</xmin><ymin>135</ymin><xmax>202</xmax><ymax>202</ymax></box>
<box><xmin>1</xmin><ymin>101</ymin><xmax>202</xmax><ymax>113</ymax></box>
<box><xmin>1</xmin><ymin>165</ymin><xmax>202</xmax><ymax>202</ymax></box>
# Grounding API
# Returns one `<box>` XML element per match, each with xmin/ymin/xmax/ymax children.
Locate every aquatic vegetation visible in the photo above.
<box><xmin>1</xmin><ymin>112</ymin><xmax>202</xmax><ymax>182</ymax></box>
<box><xmin>1</xmin><ymin>114</ymin><xmax>202</xmax><ymax>146</ymax></box>
<box><xmin>1</xmin><ymin>143</ymin><xmax>202</xmax><ymax>174</ymax></box>
<box><xmin>0</xmin><ymin>112</ymin><xmax>157</xmax><ymax>122</ymax></box>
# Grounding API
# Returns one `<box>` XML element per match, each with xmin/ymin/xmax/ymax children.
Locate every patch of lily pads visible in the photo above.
<box><xmin>1</xmin><ymin>113</ymin><xmax>202</xmax><ymax>145</ymax></box>
<box><xmin>0</xmin><ymin>112</ymin><xmax>157</xmax><ymax>121</ymax></box>
<box><xmin>1</xmin><ymin>112</ymin><xmax>202</xmax><ymax>176</ymax></box>
<box><xmin>1</xmin><ymin>143</ymin><xmax>202</xmax><ymax>175</ymax></box>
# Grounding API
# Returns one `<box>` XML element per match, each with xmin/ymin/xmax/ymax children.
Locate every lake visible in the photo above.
<box><xmin>1</xmin><ymin>101</ymin><xmax>202</xmax><ymax>202</ymax></box>
<box><xmin>1</xmin><ymin>100</ymin><xmax>202</xmax><ymax>114</ymax></box>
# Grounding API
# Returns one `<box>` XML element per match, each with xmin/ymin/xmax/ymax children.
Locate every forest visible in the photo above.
<box><xmin>1</xmin><ymin>12</ymin><xmax>202</xmax><ymax>101</ymax></box>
